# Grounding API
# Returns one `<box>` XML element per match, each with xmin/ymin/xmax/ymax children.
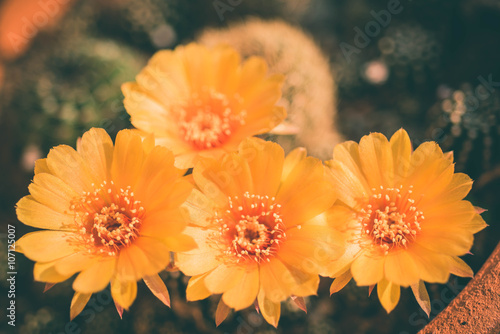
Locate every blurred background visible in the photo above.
<box><xmin>0</xmin><ymin>0</ymin><xmax>499</xmax><ymax>333</ymax></box>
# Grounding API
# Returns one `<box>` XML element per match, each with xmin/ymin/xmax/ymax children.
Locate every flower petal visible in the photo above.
<box><xmin>351</xmin><ymin>251</ymin><xmax>385</xmax><ymax>286</ymax></box>
<box><xmin>204</xmin><ymin>264</ymin><xmax>246</xmax><ymax>294</ymax></box>
<box><xmin>78</xmin><ymin>128</ymin><xmax>113</xmax><ymax>182</ymax></box>
<box><xmin>377</xmin><ymin>278</ymin><xmax>400</xmax><ymax>313</ymax></box>
<box><xmin>222</xmin><ymin>269</ymin><xmax>259</xmax><ymax>310</ymax></box>
<box><xmin>358</xmin><ymin>133</ymin><xmax>394</xmax><ymax>188</ymax></box>
<box><xmin>111</xmin><ymin>278</ymin><xmax>138</xmax><ymax>310</ymax></box>
<box><xmin>410</xmin><ymin>281</ymin><xmax>431</xmax><ymax>317</ymax></box>
<box><xmin>16</xmin><ymin>231</ymin><xmax>77</xmax><ymax>262</ymax></box>
<box><xmin>257</xmin><ymin>289</ymin><xmax>281</xmax><ymax>328</ymax></box>
<box><xmin>186</xmin><ymin>273</ymin><xmax>212</xmax><ymax>301</ymax></box>
<box><xmin>70</xmin><ymin>292</ymin><xmax>92</xmax><ymax>321</ymax></box>
<box><xmin>143</xmin><ymin>274</ymin><xmax>170</xmax><ymax>307</ymax></box>
<box><xmin>16</xmin><ymin>196</ymin><xmax>75</xmax><ymax>231</ymax></box>
<box><xmin>73</xmin><ymin>258</ymin><xmax>115</xmax><ymax>294</ymax></box>
<box><xmin>34</xmin><ymin>261</ymin><xmax>73</xmax><ymax>283</ymax></box>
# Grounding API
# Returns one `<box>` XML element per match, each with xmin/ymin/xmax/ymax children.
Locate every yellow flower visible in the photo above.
<box><xmin>122</xmin><ymin>42</ymin><xmax>286</xmax><ymax>169</ymax></box>
<box><xmin>326</xmin><ymin>129</ymin><xmax>487</xmax><ymax>315</ymax></box>
<box><xmin>16</xmin><ymin>128</ymin><xmax>195</xmax><ymax>319</ymax></box>
<box><xmin>176</xmin><ymin>137</ymin><xmax>342</xmax><ymax>327</ymax></box>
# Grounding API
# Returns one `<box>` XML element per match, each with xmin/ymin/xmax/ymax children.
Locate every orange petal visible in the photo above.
<box><xmin>406</xmin><ymin>243</ymin><xmax>450</xmax><ymax>283</ymax></box>
<box><xmin>54</xmin><ymin>252</ymin><xmax>96</xmax><ymax>277</ymax></box>
<box><xmin>215</xmin><ymin>299</ymin><xmax>231</xmax><ymax>327</ymax></box>
<box><xmin>144</xmin><ymin>274</ymin><xmax>170</xmax><ymax>307</ymax></box>
<box><xmin>282</xmin><ymin>147</ymin><xmax>307</xmax><ymax>181</ymax></box>
<box><xmin>72</xmin><ymin>257</ymin><xmax>115</xmax><ymax>294</ymax></box>
<box><xmin>162</xmin><ymin>233</ymin><xmax>197</xmax><ymax>252</ymax></box>
<box><xmin>140</xmin><ymin>208</ymin><xmax>188</xmax><ymax>239</ymax></box>
<box><xmin>259</xmin><ymin>259</ymin><xmax>294</xmax><ymax>303</ymax></box>
<box><xmin>410</xmin><ymin>280</ymin><xmax>431</xmax><ymax>317</ymax></box>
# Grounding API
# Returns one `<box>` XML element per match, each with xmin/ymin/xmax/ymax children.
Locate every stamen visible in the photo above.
<box><xmin>359</xmin><ymin>185</ymin><xmax>423</xmax><ymax>254</ymax></box>
<box><xmin>69</xmin><ymin>183</ymin><xmax>144</xmax><ymax>257</ymax></box>
<box><xmin>177</xmin><ymin>88</ymin><xmax>246</xmax><ymax>150</ymax></box>
<box><xmin>209</xmin><ymin>193</ymin><xmax>286</xmax><ymax>264</ymax></box>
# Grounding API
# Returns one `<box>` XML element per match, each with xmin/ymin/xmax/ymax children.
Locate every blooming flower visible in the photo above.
<box><xmin>16</xmin><ymin>128</ymin><xmax>195</xmax><ymax>319</ymax></box>
<box><xmin>325</xmin><ymin>129</ymin><xmax>487</xmax><ymax>314</ymax></box>
<box><xmin>176</xmin><ymin>137</ymin><xmax>342</xmax><ymax>326</ymax></box>
<box><xmin>122</xmin><ymin>42</ymin><xmax>286</xmax><ymax>169</ymax></box>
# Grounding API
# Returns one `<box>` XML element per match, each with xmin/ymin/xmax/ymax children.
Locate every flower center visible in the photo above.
<box><xmin>178</xmin><ymin>88</ymin><xmax>246</xmax><ymax>150</ymax></box>
<box><xmin>70</xmin><ymin>181</ymin><xmax>145</xmax><ymax>256</ymax></box>
<box><xmin>210</xmin><ymin>192</ymin><xmax>286</xmax><ymax>264</ymax></box>
<box><xmin>359</xmin><ymin>185</ymin><xmax>423</xmax><ymax>255</ymax></box>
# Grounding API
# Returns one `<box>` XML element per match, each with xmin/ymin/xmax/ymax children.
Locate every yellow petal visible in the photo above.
<box><xmin>34</xmin><ymin>261</ymin><xmax>73</xmax><ymax>283</ymax></box>
<box><xmin>111</xmin><ymin>130</ymin><xmax>145</xmax><ymax>190</ymax></box>
<box><xmin>239</xmin><ymin>138</ymin><xmax>284</xmax><ymax>197</ymax></box>
<box><xmin>204</xmin><ymin>264</ymin><xmax>246</xmax><ymax>294</ymax></box>
<box><xmin>351</xmin><ymin>251</ymin><xmax>385</xmax><ymax>286</ymax></box>
<box><xmin>390</xmin><ymin>129</ymin><xmax>412</xmax><ymax>180</ymax></box>
<box><xmin>257</xmin><ymin>289</ymin><xmax>281</xmax><ymax>328</ymax></box>
<box><xmin>111</xmin><ymin>278</ymin><xmax>138</xmax><ymax>310</ymax></box>
<box><xmin>222</xmin><ymin>269</ymin><xmax>259</xmax><ymax>310</ymax></box>
<box><xmin>181</xmin><ymin>189</ymin><xmax>217</xmax><ymax>227</ymax></box>
<box><xmin>416</xmin><ymin>226</ymin><xmax>474</xmax><ymax>256</ymax></box>
<box><xmin>176</xmin><ymin>227</ymin><xmax>219</xmax><ymax>276</ymax></box>
<box><xmin>16</xmin><ymin>231</ymin><xmax>77</xmax><ymax>262</ymax></box>
<box><xmin>78</xmin><ymin>128</ymin><xmax>113</xmax><ymax>182</ymax></box>
<box><xmin>116</xmin><ymin>237</ymin><xmax>171</xmax><ymax>281</ymax></box>
<box><xmin>282</xmin><ymin>147</ymin><xmax>307</xmax><ymax>181</ymax></box>
<box><xmin>73</xmin><ymin>258</ymin><xmax>115</xmax><ymax>294</ymax></box>
<box><xmin>162</xmin><ymin>233</ymin><xmax>197</xmax><ymax>252</ymax></box>
<box><xmin>140</xmin><ymin>208</ymin><xmax>188</xmax><ymax>239</ymax></box>
<box><xmin>144</xmin><ymin>274</ymin><xmax>170</xmax><ymax>307</ymax></box>
<box><xmin>358</xmin><ymin>133</ymin><xmax>394</xmax><ymax>188</ymax></box>
<box><xmin>70</xmin><ymin>292</ymin><xmax>92</xmax><ymax>320</ymax></box>
<box><xmin>384</xmin><ymin>250</ymin><xmax>420</xmax><ymax>287</ymax></box>
<box><xmin>238</xmin><ymin>56</ymin><xmax>268</xmax><ymax>94</ymax></box>
<box><xmin>406</xmin><ymin>243</ymin><xmax>450</xmax><ymax>283</ymax></box>
<box><xmin>277</xmin><ymin>156</ymin><xmax>336</xmax><ymax>227</ymax></box>
<box><xmin>54</xmin><ymin>252</ymin><xmax>96</xmax><ymax>277</ymax></box>
<box><xmin>186</xmin><ymin>273</ymin><xmax>212</xmax><ymax>301</ymax></box>
<box><xmin>259</xmin><ymin>259</ymin><xmax>294</xmax><ymax>303</ymax></box>
<box><xmin>377</xmin><ymin>279</ymin><xmax>400</xmax><ymax>313</ymax></box>
<box><xmin>448</xmin><ymin>256</ymin><xmax>473</xmax><ymax>278</ymax></box>
<box><xmin>28</xmin><ymin>173</ymin><xmax>78</xmax><ymax>213</ymax></box>
<box><xmin>46</xmin><ymin>145</ymin><xmax>95</xmax><ymax>194</ymax></box>
<box><xmin>34</xmin><ymin>158</ymin><xmax>51</xmax><ymax>174</ymax></box>
<box><xmin>16</xmin><ymin>196</ymin><xmax>75</xmax><ymax>231</ymax></box>
<box><xmin>410</xmin><ymin>280</ymin><xmax>431</xmax><ymax>317</ymax></box>
<box><xmin>330</xmin><ymin>270</ymin><xmax>352</xmax><ymax>295</ymax></box>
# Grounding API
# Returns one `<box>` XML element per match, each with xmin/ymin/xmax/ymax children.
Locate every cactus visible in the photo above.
<box><xmin>198</xmin><ymin>18</ymin><xmax>341</xmax><ymax>159</ymax></box>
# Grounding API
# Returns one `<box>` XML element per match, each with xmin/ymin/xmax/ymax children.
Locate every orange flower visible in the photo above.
<box><xmin>325</xmin><ymin>129</ymin><xmax>487</xmax><ymax>314</ymax></box>
<box><xmin>16</xmin><ymin>128</ymin><xmax>195</xmax><ymax>319</ymax></box>
<box><xmin>176</xmin><ymin>137</ymin><xmax>342</xmax><ymax>327</ymax></box>
<box><xmin>122</xmin><ymin>43</ymin><xmax>286</xmax><ymax>169</ymax></box>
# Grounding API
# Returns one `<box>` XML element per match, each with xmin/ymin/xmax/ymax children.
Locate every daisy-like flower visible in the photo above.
<box><xmin>121</xmin><ymin>42</ymin><xmax>286</xmax><ymax>169</ymax></box>
<box><xmin>176</xmin><ymin>137</ymin><xmax>343</xmax><ymax>327</ymax></box>
<box><xmin>16</xmin><ymin>128</ymin><xmax>195</xmax><ymax>319</ymax></box>
<box><xmin>325</xmin><ymin>129</ymin><xmax>487</xmax><ymax>315</ymax></box>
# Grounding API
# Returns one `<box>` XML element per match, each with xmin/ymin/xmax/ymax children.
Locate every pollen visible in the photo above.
<box><xmin>69</xmin><ymin>181</ymin><xmax>145</xmax><ymax>257</ymax></box>
<box><xmin>177</xmin><ymin>88</ymin><xmax>246</xmax><ymax>150</ymax></box>
<box><xmin>360</xmin><ymin>185</ymin><xmax>423</xmax><ymax>255</ymax></box>
<box><xmin>209</xmin><ymin>192</ymin><xmax>286</xmax><ymax>264</ymax></box>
